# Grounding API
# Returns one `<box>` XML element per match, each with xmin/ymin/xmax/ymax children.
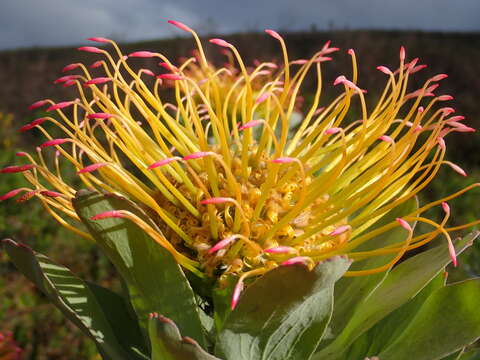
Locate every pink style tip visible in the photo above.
<box><xmin>16</xmin><ymin>190</ymin><xmax>36</xmax><ymax>203</ymax></box>
<box><xmin>329</xmin><ymin>225</ymin><xmax>351</xmax><ymax>237</ymax></box>
<box><xmin>28</xmin><ymin>99</ymin><xmax>48</xmax><ymax>111</ymax></box>
<box><xmin>183</xmin><ymin>151</ymin><xmax>213</xmax><ymax>161</ymax></box>
<box><xmin>128</xmin><ymin>51</ymin><xmax>156</xmax><ymax>58</ymax></box>
<box><xmin>87</xmin><ymin>113</ymin><xmax>113</xmax><ymax>119</ymax></box>
<box><xmin>314</xmin><ymin>56</ymin><xmax>332</xmax><ymax>63</ymax></box>
<box><xmin>376</xmin><ymin>66</ymin><xmax>392</xmax><ymax>75</ymax></box>
<box><xmin>77</xmin><ymin>46</ymin><xmax>103</xmax><ymax>53</ymax></box>
<box><xmin>39</xmin><ymin>138</ymin><xmax>70</xmax><ymax>148</ymax></box>
<box><xmin>148</xmin><ymin>157</ymin><xmax>181</xmax><ymax>169</ymax></box>
<box><xmin>438</xmin><ymin>95</ymin><xmax>454</xmax><ymax>101</ymax></box>
<box><xmin>239</xmin><ymin>120</ymin><xmax>263</xmax><ymax>131</ymax></box>
<box><xmin>254</xmin><ymin>70</ymin><xmax>272</xmax><ymax>77</ymax></box>
<box><xmin>158</xmin><ymin>62</ymin><xmax>178</xmax><ymax>71</ymax></box>
<box><xmin>19</xmin><ymin>117</ymin><xmax>47</xmax><ymax>132</ymax></box>
<box><xmin>265</xmin><ymin>29</ymin><xmax>282</xmax><ymax>40</ymax></box>
<box><xmin>431</xmin><ymin>74</ymin><xmax>448</xmax><ymax>82</ymax></box>
<box><xmin>441</xmin><ymin>107</ymin><xmax>456</xmax><ymax>115</ymax></box>
<box><xmin>447</xmin><ymin>116</ymin><xmax>465</xmax><ymax>122</ymax></box>
<box><xmin>322</xmin><ymin>47</ymin><xmax>340</xmax><ymax>56</ymax></box>
<box><xmin>87</xmin><ymin>37</ymin><xmax>111</xmax><ymax>43</ymax></box>
<box><xmin>62</xmin><ymin>63</ymin><xmax>80</xmax><ymax>72</ymax></box>
<box><xmin>90</xmin><ymin>60</ymin><xmax>104</xmax><ymax>69</ymax></box>
<box><xmin>325</xmin><ymin>127</ymin><xmax>343</xmax><ymax>135</ymax></box>
<box><xmin>209</xmin><ymin>38</ymin><xmax>231</xmax><ymax>48</ymax></box>
<box><xmin>333</xmin><ymin>75</ymin><xmax>346</xmax><ymax>86</ymax></box>
<box><xmin>396</xmin><ymin>218</ymin><xmax>412</xmax><ymax>232</ymax></box>
<box><xmin>157</xmin><ymin>74</ymin><xmax>183</xmax><ymax>81</ymax></box>
<box><xmin>46</xmin><ymin>101</ymin><xmax>75</xmax><ymax>112</ymax></box>
<box><xmin>263</xmin><ymin>62</ymin><xmax>278</xmax><ymax>69</ymax></box>
<box><xmin>442</xmin><ymin>201</ymin><xmax>450</xmax><ymax>214</ymax></box>
<box><xmin>447</xmin><ymin>239</ymin><xmax>458</xmax><ymax>267</ymax></box>
<box><xmin>437</xmin><ymin>137</ymin><xmax>446</xmax><ymax>150</ymax></box>
<box><xmin>409</xmin><ymin>64</ymin><xmax>428</xmax><ymax>74</ymax></box>
<box><xmin>40</xmin><ymin>190</ymin><xmax>63</xmax><ymax>198</ymax></box>
<box><xmin>90</xmin><ymin>210</ymin><xmax>125</xmax><ymax>220</ymax></box>
<box><xmin>167</xmin><ymin>20</ymin><xmax>192</xmax><ymax>33</ymax></box>
<box><xmin>439</xmin><ymin>128</ymin><xmax>450</xmax><ymax>139</ymax></box>
<box><xmin>0</xmin><ymin>189</ymin><xmax>25</xmax><ymax>201</ymax></box>
<box><xmin>63</xmin><ymin>80</ymin><xmax>76</xmax><ymax>87</ymax></box>
<box><xmin>400</xmin><ymin>46</ymin><xmax>406</xmax><ymax>61</ymax></box>
<box><xmin>409</xmin><ymin>57</ymin><xmax>419</xmax><ymax>67</ymax></box>
<box><xmin>404</xmin><ymin>121</ymin><xmax>414</xmax><ymax>128</ymax></box>
<box><xmin>271</xmin><ymin>157</ymin><xmax>296</xmax><ymax>164</ymax></box>
<box><xmin>427</xmin><ymin>84</ymin><xmax>440</xmax><ymax>93</ymax></box>
<box><xmin>347</xmin><ymin>48</ymin><xmax>355</xmax><ymax>56</ymax></box>
<box><xmin>200</xmin><ymin>197</ymin><xmax>232</xmax><ymax>205</ymax></box>
<box><xmin>281</xmin><ymin>256</ymin><xmax>310</xmax><ymax>267</ymax></box>
<box><xmin>77</xmin><ymin>163</ymin><xmax>108</xmax><ymax>174</ymax></box>
<box><xmin>264</xmin><ymin>246</ymin><xmax>295</xmax><ymax>254</ymax></box>
<box><xmin>334</xmin><ymin>76</ymin><xmax>364</xmax><ymax>93</ymax></box>
<box><xmin>291</xmin><ymin>59</ymin><xmax>308</xmax><ymax>65</ymax></box>
<box><xmin>447</xmin><ymin>122</ymin><xmax>475</xmax><ymax>133</ymax></box>
<box><xmin>379</xmin><ymin>135</ymin><xmax>394</xmax><ymax>143</ymax></box>
<box><xmin>231</xmin><ymin>279</ymin><xmax>244</xmax><ymax>310</ymax></box>
<box><xmin>447</xmin><ymin>162</ymin><xmax>467</xmax><ymax>177</ymax></box>
<box><xmin>255</xmin><ymin>92</ymin><xmax>270</xmax><ymax>104</ymax></box>
<box><xmin>208</xmin><ymin>236</ymin><xmax>237</xmax><ymax>254</ymax></box>
<box><xmin>84</xmin><ymin>77</ymin><xmax>111</xmax><ymax>86</ymax></box>
<box><xmin>345</xmin><ymin>80</ymin><xmax>363</xmax><ymax>92</ymax></box>
<box><xmin>0</xmin><ymin>164</ymin><xmax>35</xmax><ymax>174</ymax></box>
<box><xmin>140</xmin><ymin>69</ymin><xmax>155</xmax><ymax>77</ymax></box>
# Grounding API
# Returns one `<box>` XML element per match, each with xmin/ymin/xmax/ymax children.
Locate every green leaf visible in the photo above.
<box><xmin>314</xmin><ymin>231</ymin><xmax>479</xmax><ymax>359</ymax></box>
<box><xmin>149</xmin><ymin>314</ymin><xmax>220</xmax><ymax>360</ymax></box>
<box><xmin>72</xmin><ymin>190</ymin><xmax>206</xmax><ymax>347</ymax></box>
<box><xmin>345</xmin><ymin>273</ymin><xmax>445</xmax><ymax>359</ymax></box>
<box><xmin>2</xmin><ymin>238</ymin><xmax>147</xmax><ymax>360</ymax></box>
<box><xmin>216</xmin><ymin>256</ymin><xmax>351</xmax><ymax>360</ymax></box>
<box><xmin>378</xmin><ymin>279</ymin><xmax>480</xmax><ymax>360</ymax></box>
<box><xmin>321</xmin><ymin>197</ymin><xmax>418</xmax><ymax>347</ymax></box>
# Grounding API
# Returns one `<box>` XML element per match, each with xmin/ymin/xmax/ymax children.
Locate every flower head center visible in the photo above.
<box><xmin>149</xmin><ymin>144</ymin><xmax>348</xmax><ymax>277</ymax></box>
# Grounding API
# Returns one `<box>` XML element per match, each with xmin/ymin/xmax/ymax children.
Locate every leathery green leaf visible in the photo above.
<box><xmin>72</xmin><ymin>190</ymin><xmax>206</xmax><ymax>347</ymax></box>
<box><xmin>3</xmin><ymin>238</ymin><xmax>147</xmax><ymax>360</ymax></box>
<box><xmin>379</xmin><ymin>279</ymin><xmax>480</xmax><ymax>360</ymax></box>
<box><xmin>149</xmin><ymin>314</ymin><xmax>220</xmax><ymax>360</ymax></box>
<box><xmin>344</xmin><ymin>273</ymin><xmax>445</xmax><ymax>359</ymax></box>
<box><xmin>216</xmin><ymin>256</ymin><xmax>351</xmax><ymax>360</ymax></box>
<box><xmin>314</xmin><ymin>231</ymin><xmax>479</xmax><ymax>359</ymax></box>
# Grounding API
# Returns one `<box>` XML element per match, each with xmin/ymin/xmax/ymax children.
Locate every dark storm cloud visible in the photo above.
<box><xmin>0</xmin><ymin>0</ymin><xmax>479</xmax><ymax>50</ymax></box>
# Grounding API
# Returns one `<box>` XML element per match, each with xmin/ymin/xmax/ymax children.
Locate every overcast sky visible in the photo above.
<box><xmin>1</xmin><ymin>0</ymin><xmax>479</xmax><ymax>50</ymax></box>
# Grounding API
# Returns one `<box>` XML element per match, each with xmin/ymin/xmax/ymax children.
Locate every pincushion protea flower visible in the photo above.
<box><xmin>1</xmin><ymin>21</ymin><xmax>479</xmax><ymax>309</ymax></box>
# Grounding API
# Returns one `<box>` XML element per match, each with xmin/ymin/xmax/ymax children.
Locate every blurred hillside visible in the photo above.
<box><xmin>0</xmin><ymin>30</ymin><xmax>479</xmax><ymax>165</ymax></box>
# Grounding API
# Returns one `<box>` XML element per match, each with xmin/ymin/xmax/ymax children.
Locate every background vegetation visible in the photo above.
<box><xmin>0</xmin><ymin>30</ymin><xmax>479</xmax><ymax>359</ymax></box>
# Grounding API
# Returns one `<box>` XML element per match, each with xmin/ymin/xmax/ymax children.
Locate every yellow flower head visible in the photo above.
<box><xmin>2</xmin><ymin>21</ymin><xmax>479</xmax><ymax>291</ymax></box>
